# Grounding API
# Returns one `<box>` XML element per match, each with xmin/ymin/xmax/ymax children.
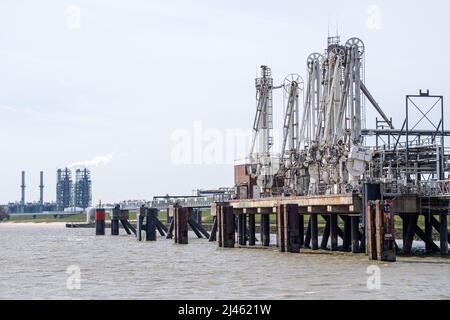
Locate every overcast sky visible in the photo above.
<box><xmin>1</xmin><ymin>0</ymin><xmax>449</xmax><ymax>204</ymax></box>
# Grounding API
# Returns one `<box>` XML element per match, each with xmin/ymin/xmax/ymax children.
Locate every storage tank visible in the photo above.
<box><xmin>86</xmin><ymin>207</ymin><xmax>96</xmax><ymax>224</ymax></box>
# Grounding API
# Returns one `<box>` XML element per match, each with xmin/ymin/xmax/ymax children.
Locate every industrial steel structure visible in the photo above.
<box><xmin>241</xmin><ymin>36</ymin><xmax>450</xmax><ymax>200</ymax></box>
<box><xmin>227</xmin><ymin>35</ymin><xmax>450</xmax><ymax>260</ymax></box>
<box><xmin>56</xmin><ymin>168</ymin><xmax>73</xmax><ymax>210</ymax></box>
<box><xmin>56</xmin><ymin>167</ymin><xmax>92</xmax><ymax>210</ymax></box>
<box><xmin>74</xmin><ymin>168</ymin><xmax>92</xmax><ymax>210</ymax></box>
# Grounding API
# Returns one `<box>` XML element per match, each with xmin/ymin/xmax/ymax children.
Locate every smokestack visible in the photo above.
<box><xmin>39</xmin><ymin>171</ymin><xmax>44</xmax><ymax>206</ymax></box>
<box><xmin>20</xmin><ymin>171</ymin><xmax>26</xmax><ymax>206</ymax></box>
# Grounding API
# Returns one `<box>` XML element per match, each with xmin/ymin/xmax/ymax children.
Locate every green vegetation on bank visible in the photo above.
<box><xmin>4</xmin><ymin>213</ymin><xmax>86</xmax><ymax>223</ymax></box>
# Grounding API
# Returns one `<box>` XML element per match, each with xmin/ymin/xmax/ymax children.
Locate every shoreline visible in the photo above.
<box><xmin>0</xmin><ymin>221</ymin><xmax>68</xmax><ymax>226</ymax></box>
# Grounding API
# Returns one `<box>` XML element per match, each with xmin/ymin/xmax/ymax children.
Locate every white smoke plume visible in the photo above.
<box><xmin>67</xmin><ymin>153</ymin><xmax>114</xmax><ymax>168</ymax></box>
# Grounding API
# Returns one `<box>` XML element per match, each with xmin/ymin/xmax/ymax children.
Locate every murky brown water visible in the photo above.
<box><xmin>0</xmin><ymin>223</ymin><xmax>449</xmax><ymax>300</ymax></box>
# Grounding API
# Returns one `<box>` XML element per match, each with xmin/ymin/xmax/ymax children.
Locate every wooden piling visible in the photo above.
<box><xmin>121</xmin><ymin>220</ymin><xmax>132</xmax><ymax>235</ymax></box>
<box><xmin>414</xmin><ymin>225</ymin><xmax>440</xmax><ymax>252</ymax></box>
<box><xmin>424</xmin><ymin>213</ymin><xmax>433</xmax><ymax>253</ymax></box>
<box><xmin>310</xmin><ymin>213</ymin><xmax>319</xmax><ymax>250</ymax></box>
<box><xmin>220</xmin><ymin>206</ymin><xmax>235</xmax><ymax>248</ymax></box>
<box><xmin>304</xmin><ymin>216</ymin><xmax>312</xmax><ymax>248</ymax></box>
<box><xmin>381</xmin><ymin>201</ymin><xmax>396</xmax><ymax>262</ymax></box>
<box><xmin>209</xmin><ymin>216</ymin><xmax>218</xmax><ymax>242</ymax></box>
<box><xmin>195</xmin><ymin>209</ymin><xmax>202</xmax><ymax>226</ymax></box>
<box><xmin>137</xmin><ymin>210</ymin><xmax>144</xmax><ymax>241</ymax></box>
<box><xmin>146</xmin><ymin>208</ymin><xmax>157</xmax><ymax>241</ymax></box>
<box><xmin>155</xmin><ymin>218</ymin><xmax>168</xmax><ymax>236</ymax></box>
<box><xmin>111</xmin><ymin>207</ymin><xmax>129</xmax><ymax>236</ymax></box>
<box><xmin>260</xmin><ymin>213</ymin><xmax>270</xmax><ymax>247</ymax></box>
<box><xmin>111</xmin><ymin>219</ymin><xmax>119</xmax><ymax>236</ymax></box>
<box><xmin>430</xmin><ymin>215</ymin><xmax>450</xmax><ymax>244</ymax></box>
<box><xmin>237</xmin><ymin>213</ymin><xmax>246</xmax><ymax>246</ymax></box>
<box><xmin>248</xmin><ymin>214</ymin><xmax>256</xmax><ymax>246</ymax></box>
<box><xmin>368</xmin><ymin>200</ymin><xmax>397</xmax><ymax>262</ymax></box>
<box><xmin>95</xmin><ymin>209</ymin><xmax>105</xmax><ymax>236</ymax></box>
<box><xmin>342</xmin><ymin>215</ymin><xmax>351</xmax><ymax>252</ymax></box>
<box><xmin>283</xmin><ymin>204</ymin><xmax>301</xmax><ymax>253</ymax></box>
<box><xmin>351</xmin><ymin>216</ymin><xmax>360</xmax><ymax>253</ymax></box>
<box><xmin>189</xmin><ymin>216</ymin><xmax>210</xmax><ymax>239</ymax></box>
<box><xmin>299</xmin><ymin>214</ymin><xmax>304</xmax><ymax>247</ymax></box>
<box><xmin>174</xmin><ymin>207</ymin><xmax>189</xmax><ymax>244</ymax></box>
<box><xmin>217</xmin><ymin>206</ymin><xmax>223</xmax><ymax>247</ymax></box>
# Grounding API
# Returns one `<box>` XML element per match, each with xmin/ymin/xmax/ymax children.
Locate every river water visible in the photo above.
<box><xmin>0</xmin><ymin>223</ymin><xmax>449</xmax><ymax>300</ymax></box>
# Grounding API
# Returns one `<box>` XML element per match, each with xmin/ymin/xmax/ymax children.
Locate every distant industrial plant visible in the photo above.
<box><xmin>5</xmin><ymin>168</ymin><xmax>92</xmax><ymax>214</ymax></box>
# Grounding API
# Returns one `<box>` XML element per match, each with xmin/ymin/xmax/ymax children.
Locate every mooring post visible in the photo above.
<box><xmin>261</xmin><ymin>213</ymin><xmax>270</xmax><ymax>247</ymax></box>
<box><xmin>146</xmin><ymin>208</ymin><xmax>157</xmax><ymax>241</ymax></box>
<box><xmin>95</xmin><ymin>209</ymin><xmax>105</xmax><ymax>236</ymax></box>
<box><xmin>173</xmin><ymin>207</ymin><xmax>178</xmax><ymax>243</ymax></box>
<box><xmin>217</xmin><ymin>206</ymin><xmax>223</xmax><ymax>247</ymax></box>
<box><xmin>248</xmin><ymin>213</ymin><xmax>256</xmax><ymax>246</ymax></box>
<box><xmin>137</xmin><ymin>207</ymin><xmax>145</xmax><ymax>241</ymax></box>
<box><xmin>174</xmin><ymin>206</ymin><xmax>189</xmax><ymax>244</ymax></box>
<box><xmin>440</xmin><ymin>213</ymin><xmax>449</xmax><ymax>255</ymax></box>
<box><xmin>111</xmin><ymin>207</ymin><xmax>120</xmax><ymax>236</ymax></box>
<box><xmin>221</xmin><ymin>206</ymin><xmax>235</xmax><ymax>248</ymax></box>
<box><xmin>310</xmin><ymin>213</ymin><xmax>319</xmax><ymax>250</ymax></box>
<box><xmin>284</xmin><ymin>204</ymin><xmax>300</xmax><ymax>253</ymax></box>
<box><xmin>351</xmin><ymin>215</ymin><xmax>360</xmax><ymax>253</ymax></box>
<box><xmin>330</xmin><ymin>214</ymin><xmax>338</xmax><ymax>251</ymax></box>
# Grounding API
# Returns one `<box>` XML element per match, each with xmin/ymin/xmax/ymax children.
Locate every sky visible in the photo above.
<box><xmin>0</xmin><ymin>0</ymin><xmax>449</xmax><ymax>204</ymax></box>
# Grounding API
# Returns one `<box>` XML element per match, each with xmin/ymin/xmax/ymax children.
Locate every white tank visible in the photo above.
<box><xmin>86</xmin><ymin>207</ymin><xmax>96</xmax><ymax>224</ymax></box>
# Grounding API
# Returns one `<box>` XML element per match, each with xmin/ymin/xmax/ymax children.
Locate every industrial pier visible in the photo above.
<box><xmin>95</xmin><ymin>35</ymin><xmax>450</xmax><ymax>263</ymax></box>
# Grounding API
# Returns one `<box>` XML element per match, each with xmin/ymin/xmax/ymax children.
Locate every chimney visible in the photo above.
<box><xmin>20</xmin><ymin>171</ymin><xmax>26</xmax><ymax>206</ymax></box>
<box><xmin>39</xmin><ymin>171</ymin><xmax>44</xmax><ymax>206</ymax></box>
